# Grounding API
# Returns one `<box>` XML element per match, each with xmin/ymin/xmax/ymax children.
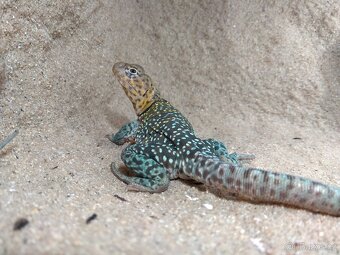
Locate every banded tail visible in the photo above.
<box><xmin>185</xmin><ymin>153</ymin><xmax>340</xmax><ymax>216</ymax></box>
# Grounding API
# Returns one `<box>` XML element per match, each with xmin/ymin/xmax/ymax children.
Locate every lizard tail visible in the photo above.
<box><xmin>184</xmin><ymin>154</ymin><xmax>340</xmax><ymax>216</ymax></box>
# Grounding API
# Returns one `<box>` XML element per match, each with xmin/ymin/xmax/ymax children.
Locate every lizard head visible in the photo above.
<box><xmin>112</xmin><ymin>62</ymin><xmax>159</xmax><ymax>116</ymax></box>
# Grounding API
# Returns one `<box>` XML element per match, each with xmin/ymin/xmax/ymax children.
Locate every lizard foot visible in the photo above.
<box><xmin>111</xmin><ymin>162</ymin><xmax>169</xmax><ymax>193</ymax></box>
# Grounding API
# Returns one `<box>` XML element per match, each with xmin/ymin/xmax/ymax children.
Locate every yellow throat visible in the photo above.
<box><xmin>112</xmin><ymin>62</ymin><xmax>159</xmax><ymax>115</ymax></box>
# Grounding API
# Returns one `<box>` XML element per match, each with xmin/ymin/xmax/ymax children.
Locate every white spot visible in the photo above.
<box><xmin>202</xmin><ymin>203</ymin><xmax>213</xmax><ymax>210</ymax></box>
<box><xmin>185</xmin><ymin>194</ymin><xmax>199</xmax><ymax>201</ymax></box>
<box><xmin>250</xmin><ymin>238</ymin><xmax>266</xmax><ymax>253</ymax></box>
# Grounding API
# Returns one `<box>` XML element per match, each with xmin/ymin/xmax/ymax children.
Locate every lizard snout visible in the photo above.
<box><xmin>112</xmin><ymin>62</ymin><xmax>126</xmax><ymax>76</ymax></box>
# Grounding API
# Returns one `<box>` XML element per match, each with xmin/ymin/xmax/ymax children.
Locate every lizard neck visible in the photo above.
<box><xmin>138</xmin><ymin>98</ymin><xmax>176</xmax><ymax>121</ymax></box>
<box><xmin>135</xmin><ymin>93</ymin><xmax>161</xmax><ymax>117</ymax></box>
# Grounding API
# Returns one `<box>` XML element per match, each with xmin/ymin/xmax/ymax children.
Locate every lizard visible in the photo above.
<box><xmin>0</xmin><ymin>130</ymin><xmax>18</xmax><ymax>150</ymax></box>
<box><xmin>108</xmin><ymin>62</ymin><xmax>340</xmax><ymax>216</ymax></box>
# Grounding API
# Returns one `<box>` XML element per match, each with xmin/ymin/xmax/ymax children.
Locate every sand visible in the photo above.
<box><xmin>0</xmin><ymin>0</ymin><xmax>339</xmax><ymax>254</ymax></box>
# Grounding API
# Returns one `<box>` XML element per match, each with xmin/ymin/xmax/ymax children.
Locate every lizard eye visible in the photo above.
<box><xmin>125</xmin><ymin>67</ymin><xmax>139</xmax><ymax>78</ymax></box>
<box><xmin>129</xmin><ymin>68</ymin><xmax>137</xmax><ymax>74</ymax></box>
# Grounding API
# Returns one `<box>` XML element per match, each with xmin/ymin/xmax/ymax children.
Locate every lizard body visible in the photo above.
<box><xmin>109</xmin><ymin>62</ymin><xmax>340</xmax><ymax>216</ymax></box>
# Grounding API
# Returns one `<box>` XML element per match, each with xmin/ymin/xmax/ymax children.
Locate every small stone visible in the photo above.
<box><xmin>202</xmin><ymin>203</ymin><xmax>213</xmax><ymax>210</ymax></box>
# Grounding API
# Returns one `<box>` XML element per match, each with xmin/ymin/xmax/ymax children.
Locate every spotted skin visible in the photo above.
<box><xmin>0</xmin><ymin>130</ymin><xmax>18</xmax><ymax>150</ymax></box>
<box><xmin>110</xmin><ymin>62</ymin><xmax>340</xmax><ymax>216</ymax></box>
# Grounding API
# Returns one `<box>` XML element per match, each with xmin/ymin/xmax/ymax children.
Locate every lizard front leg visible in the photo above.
<box><xmin>111</xmin><ymin>143</ymin><xmax>171</xmax><ymax>193</ymax></box>
<box><xmin>107</xmin><ymin>120</ymin><xmax>139</xmax><ymax>145</ymax></box>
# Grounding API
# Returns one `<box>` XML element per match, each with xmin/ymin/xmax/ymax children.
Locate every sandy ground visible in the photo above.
<box><xmin>1</xmin><ymin>0</ymin><xmax>339</xmax><ymax>254</ymax></box>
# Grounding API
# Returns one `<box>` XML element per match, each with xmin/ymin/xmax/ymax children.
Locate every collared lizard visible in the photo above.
<box><xmin>108</xmin><ymin>62</ymin><xmax>340</xmax><ymax>216</ymax></box>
